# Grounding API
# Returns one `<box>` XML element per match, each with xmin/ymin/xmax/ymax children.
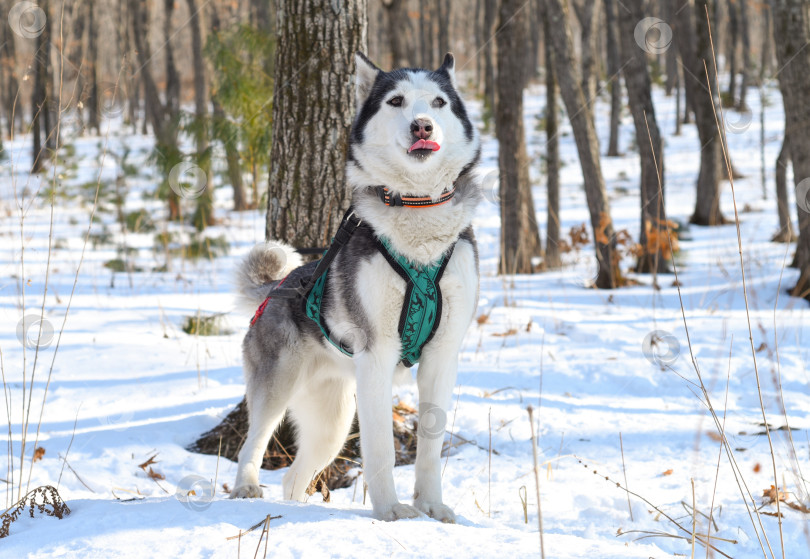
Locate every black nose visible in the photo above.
<box><xmin>410</xmin><ymin>118</ymin><xmax>433</xmax><ymax>140</ymax></box>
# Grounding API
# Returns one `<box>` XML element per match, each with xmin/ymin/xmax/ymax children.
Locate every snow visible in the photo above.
<box><xmin>1</xmin><ymin>79</ymin><xmax>808</xmax><ymax>558</ymax></box>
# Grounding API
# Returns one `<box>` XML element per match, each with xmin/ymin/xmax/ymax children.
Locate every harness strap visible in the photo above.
<box><xmin>374</xmin><ymin>237</ymin><xmax>455</xmax><ymax>367</ymax></box>
<box><xmin>375</xmin><ymin>186</ymin><xmax>456</xmax><ymax>208</ymax></box>
<box><xmin>269</xmin><ymin>207</ymin><xmax>364</xmax><ymax>300</ymax></box>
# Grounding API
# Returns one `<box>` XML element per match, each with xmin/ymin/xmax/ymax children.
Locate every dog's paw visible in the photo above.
<box><xmin>415</xmin><ymin>501</ymin><xmax>456</xmax><ymax>524</ymax></box>
<box><xmin>378</xmin><ymin>502</ymin><xmax>422</xmax><ymax>521</ymax></box>
<box><xmin>230</xmin><ymin>484</ymin><xmax>263</xmax><ymax>499</ymax></box>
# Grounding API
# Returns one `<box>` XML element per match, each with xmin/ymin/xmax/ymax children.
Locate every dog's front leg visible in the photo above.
<box><xmin>413</xmin><ymin>352</ymin><xmax>458</xmax><ymax>523</ymax></box>
<box><xmin>355</xmin><ymin>349</ymin><xmax>421</xmax><ymax>521</ymax></box>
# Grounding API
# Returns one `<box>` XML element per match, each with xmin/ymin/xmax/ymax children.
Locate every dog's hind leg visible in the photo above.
<box><xmin>282</xmin><ymin>376</ymin><xmax>356</xmax><ymax>501</ymax></box>
<box><xmin>231</xmin><ymin>363</ymin><xmax>296</xmax><ymax>499</ymax></box>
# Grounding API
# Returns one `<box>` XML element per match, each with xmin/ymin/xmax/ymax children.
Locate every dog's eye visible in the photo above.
<box><xmin>432</xmin><ymin>97</ymin><xmax>447</xmax><ymax>108</ymax></box>
<box><xmin>387</xmin><ymin>96</ymin><xmax>404</xmax><ymax>107</ymax></box>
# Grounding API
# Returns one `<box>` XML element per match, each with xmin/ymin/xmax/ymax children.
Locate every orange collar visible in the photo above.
<box><xmin>375</xmin><ymin>186</ymin><xmax>456</xmax><ymax>208</ymax></box>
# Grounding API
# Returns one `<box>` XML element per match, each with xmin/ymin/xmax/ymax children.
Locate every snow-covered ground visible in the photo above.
<box><xmin>2</xmin><ymin>80</ymin><xmax>808</xmax><ymax>558</ymax></box>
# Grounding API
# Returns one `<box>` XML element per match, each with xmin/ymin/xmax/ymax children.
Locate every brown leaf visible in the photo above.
<box><xmin>33</xmin><ymin>447</ymin><xmax>45</xmax><ymax>462</ymax></box>
<box><xmin>138</xmin><ymin>454</ymin><xmax>159</xmax><ymax>471</ymax></box>
<box><xmin>785</xmin><ymin>501</ymin><xmax>810</xmax><ymax>514</ymax></box>
<box><xmin>492</xmin><ymin>328</ymin><xmax>518</xmax><ymax>337</ymax></box>
<box><xmin>222</xmin><ymin>483</ymin><xmax>231</xmax><ymax>494</ymax></box>
<box><xmin>753</xmin><ymin>463</ymin><xmax>761</xmax><ymax>473</ymax></box>
<box><xmin>525</xmin><ymin>319</ymin><xmax>533</xmax><ymax>333</ymax></box>
<box><xmin>706</xmin><ymin>431</ymin><xmax>723</xmax><ymax>442</ymax></box>
<box><xmin>392</xmin><ymin>411</ymin><xmax>405</xmax><ymax>423</ymax></box>
<box><xmin>762</xmin><ymin>511</ymin><xmax>783</xmax><ymax>518</ymax></box>
<box><xmin>476</xmin><ymin>314</ymin><xmax>490</xmax><ymax>325</ymax></box>
<box><xmin>661</xmin><ymin>469</ymin><xmax>673</xmax><ymax>476</ymax></box>
<box><xmin>147</xmin><ymin>467</ymin><xmax>165</xmax><ymax>481</ymax></box>
<box><xmin>393</xmin><ymin>402</ymin><xmax>417</xmax><ymax>415</ymax></box>
<box><xmin>755</xmin><ymin>342</ymin><xmax>767</xmax><ymax>353</ymax></box>
<box><xmin>595</xmin><ymin>213</ymin><xmax>612</xmax><ymax>245</ymax></box>
<box><xmin>762</xmin><ymin>485</ymin><xmax>788</xmax><ymax>504</ymax></box>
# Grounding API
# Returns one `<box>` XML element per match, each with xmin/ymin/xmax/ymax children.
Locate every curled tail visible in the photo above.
<box><xmin>235</xmin><ymin>241</ymin><xmax>303</xmax><ymax>310</ymax></box>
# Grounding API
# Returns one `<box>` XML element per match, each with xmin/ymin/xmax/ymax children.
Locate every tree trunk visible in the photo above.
<box><xmin>164</xmin><ymin>0</ymin><xmax>181</xmax><ymax>124</ymax></box>
<box><xmin>771</xmin><ymin>0</ymin><xmax>810</xmax><ymax>299</ymax></box>
<box><xmin>483</xmin><ymin>0</ymin><xmax>497</xmax><ymax>121</ymax></box>
<box><xmin>187</xmin><ymin>0</ymin><xmax>214</xmax><ymax>230</ymax></box>
<box><xmin>773</xmin><ymin>130</ymin><xmax>794</xmax><ymax>242</ymax></box>
<box><xmin>618</xmin><ymin>0</ymin><xmax>669</xmax><ymax>275</ymax></box>
<box><xmin>546</xmin><ymin>0</ymin><xmax>621</xmax><ymax>289</ymax></box>
<box><xmin>604</xmin><ymin>0</ymin><xmax>621</xmax><ymax>157</ymax></box>
<box><xmin>664</xmin><ymin>0</ymin><xmax>678</xmax><ymax>96</ymax></box>
<box><xmin>678</xmin><ymin>0</ymin><xmax>727</xmax><ymax>226</ymax></box>
<box><xmin>382</xmin><ymin>0</ymin><xmax>410</xmax><ymax>68</ymax></box>
<box><xmin>496</xmin><ymin>0</ymin><xmax>543</xmax><ymax>275</ymax></box>
<box><xmin>572</xmin><ymin>0</ymin><xmax>601</xmax><ymax>120</ymax></box>
<box><xmin>437</xmin><ymin>0</ymin><xmax>450</xmax><ymax>64</ymax></box>
<box><xmin>87</xmin><ymin>0</ymin><xmax>100</xmax><ymax>133</ymax></box>
<box><xmin>738</xmin><ymin>0</ymin><xmax>751</xmax><ymax>108</ymax></box>
<box><xmin>725</xmin><ymin>0</ymin><xmax>738</xmax><ymax>104</ymax></box>
<box><xmin>265</xmin><ymin>0</ymin><xmax>367</xmax><ymax>247</ymax></box>
<box><xmin>31</xmin><ymin>0</ymin><xmax>51</xmax><ymax>173</ymax></box>
<box><xmin>0</xmin><ymin>4</ymin><xmax>19</xmax><ymax>137</ymax></box>
<box><xmin>544</xmin><ymin>11</ymin><xmax>562</xmax><ymax>269</ymax></box>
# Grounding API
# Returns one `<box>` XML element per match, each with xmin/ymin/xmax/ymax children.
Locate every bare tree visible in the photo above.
<box><xmin>31</xmin><ymin>0</ymin><xmax>52</xmax><ymax>173</ymax></box>
<box><xmin>545</xmin><ymin>0</ymin><xmax>621</xmax><ymax>288</ymax></box>
<box><xmin>544</xmin><ymin>8</ymin><xmax>562</xmax><ymax>269</ymax></box>
<box><xmin>738</xmin><ymin>0</ymin><xmax>752</xmax><ymax>108</ymax></box>
<box><xmin>0</xmin><ymin>0</ymin><xmax>20</xmax><ymax>136</ymax></box>
<box><xmin>437</xmin><ymin>0</ymin><xmax>451</xmax><ymax>66</ymax></box>
<box><xmin>771</xmin><ymin>0</ymin><xmax>810</xmax><ymax>299</ymax></box>
<box><xmin>265</xmin><ymin>0</ymin><xmax>367</xmax><ymax>247</ymax></box>
<box><xmin>483</xmin><ymin>0</ymin><xmax>497</xmax><ymax>119</ymax></box>
<box><xmin>187</xmin><ymin>0</ymin><xmax>214</xmax><ymax>229</ymax></box>
<box><xmin>382</xmin><ymin>0</ymin><xmax>411</xmax><ymax>68</ymax></box>
<box><xmin>604</xmin><ymin>0</ymin><xmax>621</xmax><ymax>156</ymax></box>
<box><xmin>572</xmin><ymin>0</ymin><xmax>601</xmax><ymax>120</ymax></box>
<box><xmin>773</xmin><ymin>131</ymin><xmax>795</xmax><ymax>242</ymax></box>
<box><xmin>496</xmin><ymin>0</ymin><xmax>543</xmax><ymax>274</ymax></box>
<box><xmin>677</xmin><ymin>0</ymin><xmax>727</xmax><ymax>225</ymax></box>
<box><xmin>726</xmin><ymin>0</ymin><xmax>739</xmax><ymax>104</ymax></box>
<box><xmin>618</xmin><ymin>0</ymin><xmax>669</xmax><ymax>274</ymax></box>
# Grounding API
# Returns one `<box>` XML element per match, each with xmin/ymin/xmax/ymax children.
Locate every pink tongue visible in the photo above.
<box><xmin>408</xmin><ymin>139</ymin><xmax>441</xmax><ymax>153</ymax></box>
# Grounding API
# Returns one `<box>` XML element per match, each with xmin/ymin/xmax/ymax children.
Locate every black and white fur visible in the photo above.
<box><xmin>231</xmin><ymin>52</ymin><xmax>481</xmax><ymax>523</ymax></box>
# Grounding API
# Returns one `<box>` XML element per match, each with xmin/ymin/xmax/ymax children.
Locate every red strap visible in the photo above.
<box><xmin>250</xmin><ymin>274</ymin><xmax>289</xmax><ymax>327</ymax></box>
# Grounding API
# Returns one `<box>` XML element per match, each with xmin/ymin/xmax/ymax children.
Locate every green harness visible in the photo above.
<box><xmin>304</xmin><ymin>233</ymin><xmax>454</xmax><ymax>367</ymax></box>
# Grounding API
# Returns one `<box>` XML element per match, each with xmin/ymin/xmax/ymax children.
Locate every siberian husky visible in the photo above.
<box><xmin>231</xmin><ymin>52</ymin><xmax>481</xmax><ymax>523</ymax></box>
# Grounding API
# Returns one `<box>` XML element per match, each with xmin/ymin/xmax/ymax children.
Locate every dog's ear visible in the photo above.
<box><xmin>355</xmin><ymin>52</ymin><xmax>380</xmax><ymax>105</ymax></box>
<box><xmin>438</xmin><ymin>53</ymin><xmax>457</xmax><ymax>89</ymax></box>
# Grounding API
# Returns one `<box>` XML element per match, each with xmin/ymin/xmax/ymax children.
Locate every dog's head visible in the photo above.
<box><xmin>347</xmin><ymin>52</ymin><xmax>480</xmax><ymax>197</ymax></box>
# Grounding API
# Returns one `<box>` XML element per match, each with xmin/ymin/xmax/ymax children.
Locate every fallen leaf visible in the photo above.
<box><xmin>392</xmin><ymin>411</ymin><xmax>405</xmax><ymax>423</ymax></box>
<box><xmin>753</xmin><ymin>463</ymin><xmax>761</xmax><ymax>473</ymax></box>
<box><xmin>222</xmin><ymin>483</ymin><xmax>231</xmax><ymax>494</ymax></box>
<box><xmin>147</xmin><ymin>467</ymin><xmax>165</xmax><ymax>481</ymax></box>
<box><xmin>138</xmin><ymin>454</ymin><xmax>159</xmax><ymax>471</ymax></box>
<box><xmin>492</xmin><ymin>328</ymin><xmax>518</xmax><ymax>337</ymax></box>
<box><xmin>33</xmin><ymin>447</ymin><xmax>45</xmax><ymax>462</ymax></box>
<box><xmin>762</xmin><ymin>485</ymin><xmax>788</xmax><ymax>504</ymax></box>
<box><xmin>661</xmin><ymin>469</ymin><xmax>673</xmax><ymax>476</ymax></box>
<box><xmin>785</xmin><ymin>501</ymin><xmax>810</xmax><ymax>514</ymax></box>
<box><xmin>755</xmin><ymin>342</ymin><xmax>767</xmax><ymax>353</ymax></box>
<box><xmin>706</xmin><ymin>431</ymin><xmax>723</xmax><ymax>442</ymax></box>
<box><xmin>476</xmin><ymin>314</ymin><xmax>490</xmax><ymax>325</ymax></box>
